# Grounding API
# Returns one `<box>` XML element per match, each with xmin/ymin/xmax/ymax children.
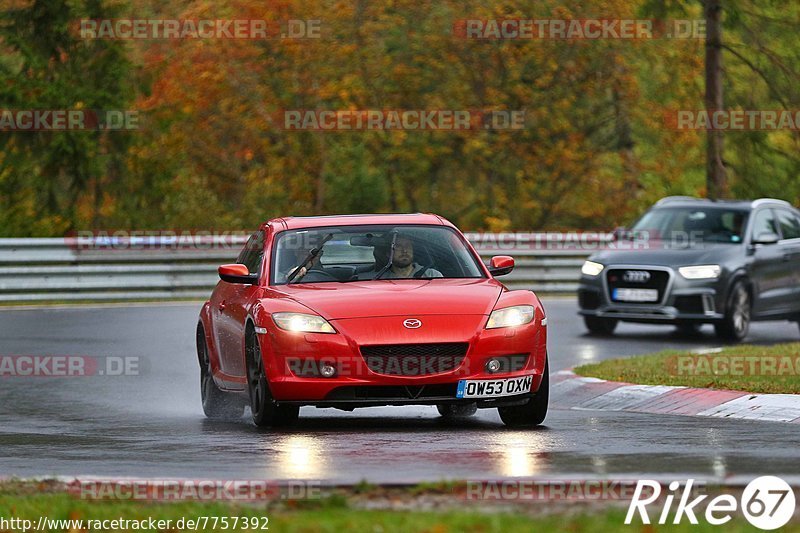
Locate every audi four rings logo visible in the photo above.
<box><xmin>403</xmin><ymin>319</ymin><xmax>422</xmax><ymax>329</ymax></box>
<box><xmin>623</xmin><ymin>270</ymin><xmax>651</xmax><ymax>283</ymax></box>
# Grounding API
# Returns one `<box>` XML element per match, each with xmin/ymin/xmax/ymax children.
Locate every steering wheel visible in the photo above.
<box><xmin>297</xmin><ymin>269</ymin><xmax>338</xmax><ymax>283</ymax></box>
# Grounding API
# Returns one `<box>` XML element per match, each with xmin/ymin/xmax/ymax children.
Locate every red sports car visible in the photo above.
<box><xmin>197</xmin><ymin>214</ymin><xmax>549</xmax><ymax>427</ymax></box>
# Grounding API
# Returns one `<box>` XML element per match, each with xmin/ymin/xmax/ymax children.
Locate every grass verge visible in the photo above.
<box><xmin>0</xmin><ymin>490</ymin><xmax>793</xmax><ymax>533</ymax></box>
<box><xmin>575</xmin><ymin>342</ymin><xmax>800</xmax><ymax>394</ymax></box>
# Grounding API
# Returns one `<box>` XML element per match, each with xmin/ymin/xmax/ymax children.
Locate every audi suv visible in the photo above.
<box><xmin>578</xmin><ymin>197</ymin><xmax>800</xmax><ymax>341</ymax></box>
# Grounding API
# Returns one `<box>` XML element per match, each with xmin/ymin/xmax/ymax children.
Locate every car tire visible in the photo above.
<box><xmin>197</xmin><ymin>323</ymin><xmax>245</xmax><ymax>420</ymax></box>
<box><xmin>246</xmin><ymin>328</ymin><xmax>300</xmax><ymax>428</ymax></box>
<box><xmin>437</xmin><ymin>403</ymin><xmax>478</xmax><ymax>418</ymax></box>
<box><xmin>715</xmin><ymin>280</ymin><xmax>751</xmax><ymax>342</ymax></box>
<box><xmin>584</xmin><ymin>316</ymin><xmax>618</xmax><ymax>335</ymax></box>
<box><xmin>497</xmin><ymin>360</ymin><xmax>549</xmax><ymax>427</ymax></box>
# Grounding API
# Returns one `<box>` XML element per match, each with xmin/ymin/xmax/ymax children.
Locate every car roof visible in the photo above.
<box><xmin>265</xmin><ymin>213</ymin><xmax>450</xmax><ymax>231</ymax></box>
<box><xmin>654</xmin><ymin>196</ymin><xmax>793</xmax><ymax>210</ymax></box>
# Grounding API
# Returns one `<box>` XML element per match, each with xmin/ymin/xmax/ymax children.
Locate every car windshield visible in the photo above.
<box><xmin>630</xmin><ymin>207</ymin><xmax>749</xmax><ymax>244</ymax></box>
<box><xmin>271</xmin><ymin>225</ymin><xmax>485</xmax><ymax>284</ymax></box>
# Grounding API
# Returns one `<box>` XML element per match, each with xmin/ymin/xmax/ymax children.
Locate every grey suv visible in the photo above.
<box><xmin>578</xmin><ymin>197</ymin><xmax>800</xmax><ymax>341</ymax></box>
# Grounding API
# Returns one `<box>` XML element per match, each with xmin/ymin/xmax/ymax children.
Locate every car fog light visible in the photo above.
<box><xmin>486</xmin><ymin>359</ymin><xmax>501</xmax><ymax>373</ymax></box>
<box><xmin>320</xmin><ymin>363</ymin><xmax>336</xmax><ymax>378</ymax></box>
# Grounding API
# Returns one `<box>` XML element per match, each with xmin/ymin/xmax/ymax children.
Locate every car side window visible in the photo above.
<box><xmin>750</xmin><ymin>209</ymin><xmax>779</xmax><ymax>240</ymax></box>
<box><xmin>776</xmin><ymin>210</ymin><xmax>800</xmax><ymax>240</ymax></box>
<box><xmin>237</xmin><ymin>230</ymin><xmax>265</xmax><ymax>274</ymax></box>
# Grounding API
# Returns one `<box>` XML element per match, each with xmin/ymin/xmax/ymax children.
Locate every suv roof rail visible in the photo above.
<box><xmin>751</xmin><ymin>198</ymin><xmax>792</xmax><ymax>208</ymax></box>
<box><xmin>655</xmin><ymin>196</ymin><xmax>700</xmax><ymax>206</ymax></box>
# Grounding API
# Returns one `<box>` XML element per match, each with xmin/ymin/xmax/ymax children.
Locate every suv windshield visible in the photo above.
<box><xmin>631</xmin><ymin>207</ymin><xmax>749</xmax><ymax>244</ymax></box>
<box><xmin>271</xmin><ymin>225</ymin><xmax>485</xmax><ymax>285</ymax></box>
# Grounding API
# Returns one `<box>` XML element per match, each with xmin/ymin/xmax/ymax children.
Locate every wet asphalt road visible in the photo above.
<box><xmin>1</xmin><ymin>298</ymin><xmax>799</xmax><ymax>484</ymax></box>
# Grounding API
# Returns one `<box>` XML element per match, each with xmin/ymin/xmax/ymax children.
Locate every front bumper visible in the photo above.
<box><xmin>578</xmin><ymin>265</ymin><xmax>727</xmax><ymax>324</ymax></box>
<box><xmin>281</xmin><ymin>387</ymin><xmax>536</xmax><ymax>409</ymax></box>
<box><xmin>259</xmin><ymin>315</ymin><xmax>547</xmax><ymax>405</ymax></box>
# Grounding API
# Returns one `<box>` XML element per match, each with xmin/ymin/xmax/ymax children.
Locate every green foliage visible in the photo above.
<box><xmin>0</xmin><ymin>0</ymin><xmax>135</xmax><ymax>235</ymax></box>
<box><xmin>0</xmin><ymin>0</ymin><xmax>797</xmax><ymax>235</ymax></box>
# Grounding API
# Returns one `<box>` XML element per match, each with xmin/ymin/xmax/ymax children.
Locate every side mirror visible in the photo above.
<box><xmin>752</xmin><ymin>232</ymin><xmax>780</xmax><ymax>245</ymax></box>
<box><xmin>218</xmin><ymin>264</ymin><xmax>258</xmax><ymax>284</ymax></box>
<box><xmin>612</xmin><ymin>227</ymin><xmax>627</xmax><ymax>241</ymax></box>
<box><xmin>488</xmin><ymin>255</ymin><xmax>515</xmax><ymax>276</ymax></box>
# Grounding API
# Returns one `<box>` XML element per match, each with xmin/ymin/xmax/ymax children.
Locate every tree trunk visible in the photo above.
<box><xmin>704</xmin><ymin>0</ymin><xmax>728</xmax><ymax>199</ymax></box>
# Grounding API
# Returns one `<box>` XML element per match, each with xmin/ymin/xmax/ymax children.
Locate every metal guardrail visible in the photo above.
<box><xmin>0</xmin><ymin>234</ymin><xmax>605</xmax><ymax>302</ymax></box>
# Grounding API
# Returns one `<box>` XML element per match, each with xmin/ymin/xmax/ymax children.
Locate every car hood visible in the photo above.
<box><xmin>589</xmin><ymin>242</ymin><xmax>742</xmax><ymax>267</ymax></box>
<box><xmin>276</xmin><ymin>278</ymin><xmax>504</xmax><ymax>320</ymax></box>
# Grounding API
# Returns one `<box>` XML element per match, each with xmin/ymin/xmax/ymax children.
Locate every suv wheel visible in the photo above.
<box><xmin>715</xmin><ymin>280</ymin><xmax>751</xmax><ymax>342</ymax></box>
<box><xmin>584</xmin><ymin>316</ymin><xmax>618</xmax><ymax>335</ymax></box>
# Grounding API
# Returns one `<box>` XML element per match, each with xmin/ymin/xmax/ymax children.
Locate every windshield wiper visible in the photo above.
<box><xmin>372</xmin><ymin>231</ymin><xmax>397</xmax><ymax>280</ymax></box>
<box><xmin>287</xmin><ymin>233</ymin><xmax>334</xmax><ymax>284</ymax></box>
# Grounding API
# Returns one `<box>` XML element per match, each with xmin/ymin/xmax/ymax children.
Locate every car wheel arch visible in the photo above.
<box><xmin>726</xmin><ymin>272</ymin><xmax>754</xmax><ymax>308</ymax></box>
<box><xmin>196</xmin><ymin>316</ymin><xmax>221</xmax><ymax>374</ymax></box>
<box><xmin>243</xmin><ymin>318</ymin><xmax>257</xmax><ymax>365</ymax></box>
<box><xmin>196</xmin><ymin>303</ymin><xmax>216</xmax><ymax>368</ymax></box>
<box><xmin>244</xmin><ymin>316</ymin><xmax>274</xmax><ymax>375</ymax></box>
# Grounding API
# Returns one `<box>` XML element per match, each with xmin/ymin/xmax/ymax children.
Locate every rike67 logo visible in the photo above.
<box><xmin>626</xmin><ymin>476</ymin><xmax>795</xmax><ymax>530</ymax></box>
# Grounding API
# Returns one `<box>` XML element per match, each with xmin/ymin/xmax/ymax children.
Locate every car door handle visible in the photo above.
<box><xmin>218</xmin><ymin>301</ymin><xmax>226</xmax><ymax>311</ymax></box>
<box><xmin>784</xmin><ymin>254</ymin><xmax>792</xmax><ymax>262</ymax></box>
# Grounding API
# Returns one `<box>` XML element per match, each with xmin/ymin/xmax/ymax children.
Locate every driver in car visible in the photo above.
<box><xmin>383</xmin><ymin>235</ymin><xmax>442</xmax><ymax>279</ymax></box>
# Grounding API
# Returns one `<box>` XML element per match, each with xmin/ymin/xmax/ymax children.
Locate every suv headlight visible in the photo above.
<box><xmin>272</xmin><ymin>312</ymin><xmax>336</xmax><ymax>333</ymax></box>
<box><xmin>486</xmin><ymin>305</ymin><xmax>535</xmax><ymax>329</ymax></box>
<box><xmin>678</xmin><ymin>265</ymin><xmax>721</xmax><ymax>280</ymax></box>
<box><xmin>581</xmin><ymin>260</ymin><xmax>605</xmax><ymax>277</ymax></box>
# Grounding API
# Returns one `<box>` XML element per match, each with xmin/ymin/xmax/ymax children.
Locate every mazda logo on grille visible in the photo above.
<box><xmin>403</xmin><ymin>319</ymin><xmax>422</xmax><ymax>329</ymax></box>
<box><xmin>623</xmin><ymin>270</ymin><xmax>651</xmax><ymax>283</ymax></box>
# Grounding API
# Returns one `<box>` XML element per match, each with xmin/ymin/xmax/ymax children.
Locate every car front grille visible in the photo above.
<box><xmin>606</xmin><ymin>268</ymin><xmax>670</xmax><ymax>304</ymax></box>
<box><xmin>359</xmin><ymin>342</ymin><xmax>469</xmax><ymax>376</ymax></box>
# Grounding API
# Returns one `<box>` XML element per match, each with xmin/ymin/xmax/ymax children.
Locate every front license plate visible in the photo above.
<box><xmin>612</xmin><ymin>288</ymin><xmax>658</xmax><ymax>302</ymax></box>
<box><xmin>456</xmin><ymin>375</ymin><xmax>533</xmax><ymax>399</ymax></box>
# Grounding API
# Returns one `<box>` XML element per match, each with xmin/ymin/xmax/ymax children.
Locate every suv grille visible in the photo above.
<box><xmin>360</xmin><ymin>343</ymin><xmax>468</xmax><ymax>376</ymax></box>
<box><xmin>606</xmin><ymin>269</ymin><xmax>669</xmax><ymax>304</ymax></box>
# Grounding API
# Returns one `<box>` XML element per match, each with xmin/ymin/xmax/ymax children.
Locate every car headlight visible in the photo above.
<box><xmin>678</xmin><ymin>265</ymin><xmax>721</xmax><ymax>280</ymax></box>
<box><xmin>486</xmin><ymin>305</ymin><xmax>535</xmax><ymax>329</ymax></box>
<box><xmin>581</xmin><ymin>260</ymin><xmax>605</xmax><ymax>277</ymax></box>
<box><xmin>272</xmin><ymin>312</ymin><xmax>336</xmax><ymax>334</ymax></box>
